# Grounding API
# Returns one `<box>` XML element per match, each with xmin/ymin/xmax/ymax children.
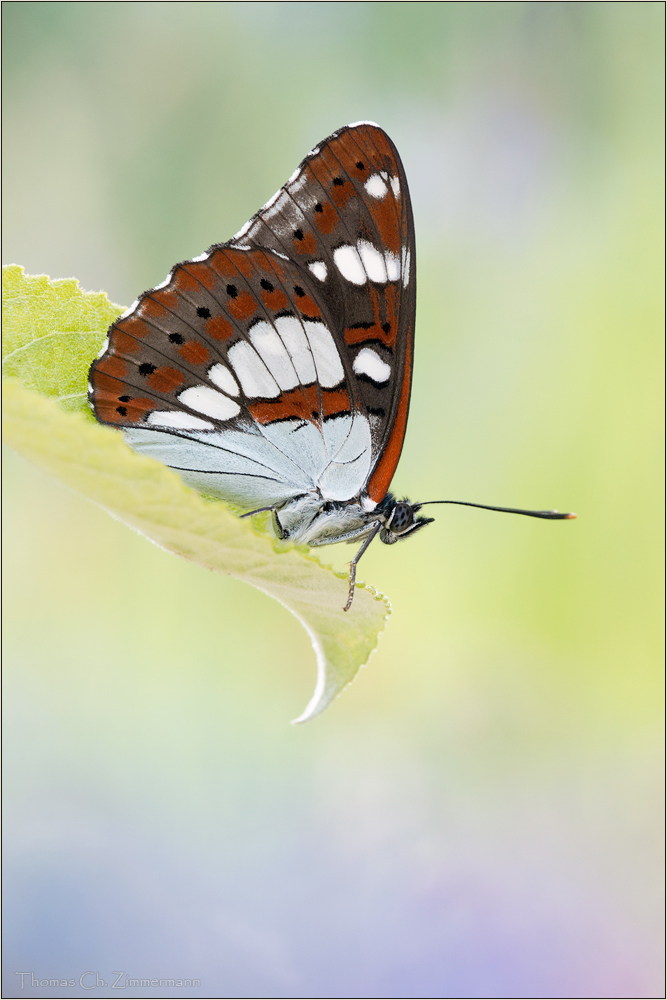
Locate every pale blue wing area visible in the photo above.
<box><xmin>318</xmin><ymin>415</ymin><xmax>372</xmax><ymax>501</ymax></box>
<box><xmin>123</xmin><ymin>425</ymin><xmax>312</xmax><ymax>508</ymax></box>
<box><xmin>123</xmin><ymin>414</ymin><xmax>372</xmax><ymax>511</ymax></box>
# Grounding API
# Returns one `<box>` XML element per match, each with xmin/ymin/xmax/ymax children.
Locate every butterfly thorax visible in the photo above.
<box><xmin>274</xmin><ymin>492</ymin><xmax>375</xmax><ymax>546</ymax></box>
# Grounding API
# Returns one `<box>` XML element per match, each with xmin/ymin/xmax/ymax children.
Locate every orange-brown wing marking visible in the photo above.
<box><xmin>249</xmin><ymin>385</ymin><xmax>350</xmax><ymax>425</ymax></box>
<box><xmin>343</xmin><ymin>285</ymin><xmax>399</xmax><ymax>349</ymax></box>
<box><xmin>366</xmin><ymin>335</ymin><xmax>413</xmax><ymax>503</ymax></box>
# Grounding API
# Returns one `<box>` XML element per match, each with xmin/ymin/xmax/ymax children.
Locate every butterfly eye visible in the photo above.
<box><xmin>260</xmin><ymin>278</ymin><xmax>274</xmax><ymax>292</ymax></box>
<box><xmin>389</xmin><ymin>502</ymin><xmax>414</xmax><ymax>533</ymax></box>
<box><xmin>226</xmin><ymin>284</ymin><xmax>238</xmax><ymax>298</ymax></box>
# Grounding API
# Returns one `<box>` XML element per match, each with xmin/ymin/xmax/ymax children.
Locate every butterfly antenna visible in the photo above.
<box><xmin>416</xmin><ymin>501</ymin><xmax>576</xmax><ymax>520</ymax></box>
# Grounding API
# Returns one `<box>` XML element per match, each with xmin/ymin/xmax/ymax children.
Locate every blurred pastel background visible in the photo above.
<box><xmin>3</xmin><ymin>3</ymin><xmax>663</xmax><ymax>998</ymax></box>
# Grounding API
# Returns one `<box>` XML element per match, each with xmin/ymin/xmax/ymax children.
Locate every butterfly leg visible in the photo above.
<box><xmin>344</xmin><ymin>522</ymin><xmax>382</xmax><ymax>612</ymax></box>
<box><xmin>240</xmin><ymin>506</ymin><xmax>287</xmax><ymax>540</ymax></box>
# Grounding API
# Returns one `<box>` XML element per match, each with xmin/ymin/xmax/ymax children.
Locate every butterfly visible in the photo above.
<box><xmin>89</xmin><ymin>121</ymin><xmax>574</xmax><ymax>611</ymax></box>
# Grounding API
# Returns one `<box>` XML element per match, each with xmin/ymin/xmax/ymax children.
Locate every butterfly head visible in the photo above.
<box><xmin>378</xmin><ymin>494</ymin><xmax>434</xmax><ymax>545</ymax></box>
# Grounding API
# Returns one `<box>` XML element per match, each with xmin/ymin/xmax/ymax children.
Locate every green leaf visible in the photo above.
<box><xmin>2</xmin><ymin>266</ymin><xmax>390</xmax><ymax>722</ymax></box>
<box><xmin>2</xmin><ymin>264</ymin><xmax>123</xmax><ymax>417</ymax></box>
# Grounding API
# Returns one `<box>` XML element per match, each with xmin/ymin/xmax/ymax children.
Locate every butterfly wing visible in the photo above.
<box><xmin>89</xmin><ymin>122</ymin><xmax>415</xmax><ymax>508</ymax></box>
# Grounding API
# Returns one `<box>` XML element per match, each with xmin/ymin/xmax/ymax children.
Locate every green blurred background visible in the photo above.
<box><xmin>3</xmin><ymin>3</ymin><xmax>663</xmax><ymax>997</ymax></box>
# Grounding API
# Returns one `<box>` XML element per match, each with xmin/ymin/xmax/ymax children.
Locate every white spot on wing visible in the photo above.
<box><xmin>208</xmin><ymin>363</ymin><xmax>239</xmax><ymax>396</ymax></box>
<box><xmin>347</xmin><ymin>120</ymin><xmax>380</xmax><ymax>128</ymax></box>
<box><xmin>308</xmin><ymin>146</ymin><xmax>320</xmax><ymax>156</ymax></box>
<box><xmin>262</xmin><ymin>188</ymin><xmax>282</xmax><ymax>211</ymax></box>
<box><xmin>390</xmin><ymin>175</ymin><xmax>400</xmax><ymax>198</ymax></box>
<box><xmin>385</xmin><ymin>251</ymin><xmax>401</xmax><ymax>282</ymax></box>
<box><xmin>272</xmin><ymin>250</ymin><xmax>289</xmax><ymax>261</ymax></box>
<box><xmin>365</xmin><ymin>174</ymin><xmax>388</xmax><ymax>199</ymax></box>
<box><xmin>288</xmin><ymin>172</ymin><xmax>308</xmax><ymax>194</ymax></box>
<box><xmin>275</xmin><ymin>315</ymin><xmax>317</xmax><ymax>384</ymax></box>
<box><xmin>402</xmin><ymin>247</ymin><xmax>411</xmax><ymax>287</ymax></box>
<box><xmin>357</xmin><ymin>240</ymin><xmax>387</xmax><ymax>283</ymax></box>
<box><xmin>308</xmin><ymin>261</ymin><xmax>328</xmax><ymax>282</ymax></box>
<box><xmin>288</xmin><ymin>168</ymin><xmax>301</xmax><ymax>184</ymax></box>
<box><xmin>96</xmin><ymin>337</ymin><xmax>109</xmax><ymax>359</ymax></box>
<box><xmin>333</xmin><ymin>245</ymin><xmax>366</xmax><ymax>285</ymax></box>
<box><xmin>304</xmin><ymin>321</ymin><xmax>345</xmax><ymax>388</ymax></box>
<box><xmin>232</xmin><ymin>221</ymin><xmax>251</xmax><ymax>240</ymax></box>
<box><xmin>147</xmin><ymin>411</ymin><xmax>214</xmax><ymax>431</ymax></box>
<box><xmin>153</xmin><ymin>274</ymin><xmax>172</xmax><ymax>290</ymax></box>
<box><xmin>263</xmin><ymin>190</ymin><xmax>290</xmax><ymax>219</ymax></box>
<box><xmin>228</xmin><ymin>341</ymin><xmax>281</xmax><ymax>398</ymax></box>
<box><xmin>119</xmin><ymin>299</ymin><xmax>139</xmax><ymax>320</ymax></box>
<box><xmin>178</xmin><ymin>385</ymin><xmax>241</xmax><ymax>421</ymax></box>
<box><xmin>248</xmin><ymin>322</ymin><xmax>299</xmax><ymax>391</ymax></box>
<box><xmin>191</xmin><ymin>251</ymin><xmax>210</xmax><ymax>262</ymax></box>
<box><xmin>353</xmin><ymin>347</ymin><xmax>391</xmax><ymax>383</ymax></box>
